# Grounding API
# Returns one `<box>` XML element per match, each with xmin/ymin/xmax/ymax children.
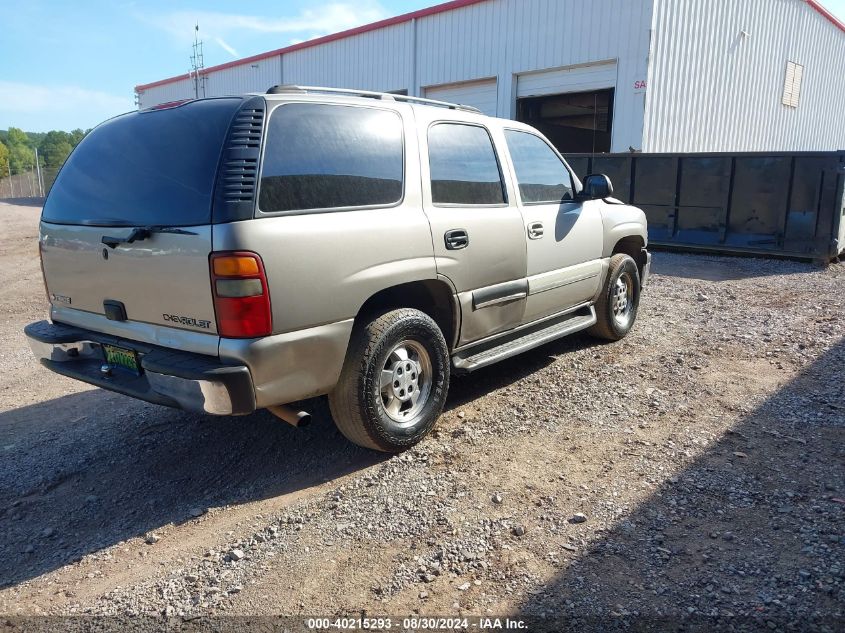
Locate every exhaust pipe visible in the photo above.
<box><xmin>268</xmin><ymin>404</ymin><xmax>312</xmax><ymax>428</ymax></box>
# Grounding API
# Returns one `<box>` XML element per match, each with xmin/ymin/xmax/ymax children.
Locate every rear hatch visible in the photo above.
<box><xmin>39</xmin><ymin>98</ymin><xmax>245</xmax><ymax>355</ymax></box>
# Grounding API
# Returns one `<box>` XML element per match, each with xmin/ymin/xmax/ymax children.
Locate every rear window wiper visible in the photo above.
<box><xmin>101</xmin><ymin>226</ymin><xmax>198</xmax><ymax>249</ymax></box>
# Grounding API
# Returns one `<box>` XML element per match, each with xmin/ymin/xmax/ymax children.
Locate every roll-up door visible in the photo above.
<box><xmin>517</xmin><ymin>62</ymin><xmax>617</xmax><ymax>98</ymax></box>
<box><xmin>424</xmin><ymin>78</ymin><xmax>498</xmax><ymax>116</ymax></box>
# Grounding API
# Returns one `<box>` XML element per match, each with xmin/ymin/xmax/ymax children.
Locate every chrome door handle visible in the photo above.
<box><xmin>444</xmin><ymin>229</ymin><xmax>469</xmax><ymax>250</ymax></box>
<box><xmin>528</xmin><ymin>222</ymin><xmax>544</xmax><ymax>239</ymax></box>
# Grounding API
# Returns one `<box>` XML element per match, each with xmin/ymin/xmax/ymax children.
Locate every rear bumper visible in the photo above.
<box><xmin>24</xmin><ymin>320</ymin><xmax>255</xmax><ymax>415</ymax></box>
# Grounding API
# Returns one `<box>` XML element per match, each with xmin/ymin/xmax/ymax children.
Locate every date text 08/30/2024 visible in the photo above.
<box><xmin>305</xmin><ymin>617</ymin><xmax>528</xmax><ymax>630</ymax></box>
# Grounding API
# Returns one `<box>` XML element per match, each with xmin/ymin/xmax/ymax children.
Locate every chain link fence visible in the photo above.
<box><xmin>0</xmin><ymin>167</ymin><xmax>59</xmax><ymax>200</ymax></box>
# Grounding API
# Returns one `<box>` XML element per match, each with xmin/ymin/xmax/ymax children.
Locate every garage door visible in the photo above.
<box><xmin>517</xmin><ymin>62</ymin><xmax>617</xmax><ymax>98</ymax></box>
<box><xmin>424</xmin><ymin>78</ymin><xmax>498</xmax><ymax>116</ymax></box>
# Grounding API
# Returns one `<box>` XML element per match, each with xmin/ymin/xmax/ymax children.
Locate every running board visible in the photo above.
<box><xmin>452</xmin><ymin>307</ymin><xmax>596</xmax><ymax>373</ymax></box>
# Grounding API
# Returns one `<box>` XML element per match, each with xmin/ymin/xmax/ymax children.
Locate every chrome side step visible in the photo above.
<box><xmin>452</xmin><ymin>306</ymin><xmax>596</xmax><ymax>373</ymax></box>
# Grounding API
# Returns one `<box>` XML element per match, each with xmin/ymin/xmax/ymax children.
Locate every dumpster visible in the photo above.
<box><xmin>567</xmin><ymin>152</ymin><xmax>845</xmax><ymax>261</ymax></box>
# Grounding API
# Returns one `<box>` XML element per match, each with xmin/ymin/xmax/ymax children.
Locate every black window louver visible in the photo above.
<box><xmin>223</xmin><ymin>108</ymin><xmax>264</xmax><ymax>202</ymax></box>
<box><xmin>228</xmin><ymin>108</ymin><xmax>264</xmax><ymax>149</ymax></box>
<box><xmin>222</xmin><ymin>157</ymin><xmax>258</xmax><ymax>202</ymax></box>
<box><xmin>213</xmin><ymin>97</ymin><xmax>266</xmax><ymax>222</ymax></box>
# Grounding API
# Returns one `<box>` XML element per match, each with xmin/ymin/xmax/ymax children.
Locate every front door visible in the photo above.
<box><xmin>418</xmin><ymin>115</ymin><xmax>527</xmax><ymax>346</ymax></box>
<box><xmin>502</xmin><ymin>128</ymin><xmax>604</xmax><ymax>324</ymax></box>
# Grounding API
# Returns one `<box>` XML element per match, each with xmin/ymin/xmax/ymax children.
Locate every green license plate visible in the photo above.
<box><xmin>102</xmin><ymin>344</ymin><xmax>141</xmax><ymax>375</ymax></box>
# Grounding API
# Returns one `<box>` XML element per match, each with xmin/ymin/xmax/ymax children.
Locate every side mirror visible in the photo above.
<box><xmin>581</xmin><ymin>174</ymin><xmax>614</xmax><ymax>200</ymax></box>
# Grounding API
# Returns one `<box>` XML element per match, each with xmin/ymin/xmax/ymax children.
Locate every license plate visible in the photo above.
<box><xmin>102</xmin><ymin>344</ymin><xmax>141</xmax><ymax>375</ymax></box>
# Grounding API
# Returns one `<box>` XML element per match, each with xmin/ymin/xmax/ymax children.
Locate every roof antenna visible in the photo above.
<box><xmin>190</xmin><ymin>23</ymin><xmax>206</xmax><ymax>99</ymax></box>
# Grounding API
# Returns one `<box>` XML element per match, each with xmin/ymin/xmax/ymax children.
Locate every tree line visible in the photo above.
<box><xmin>0</xmin><ymin>128</ymin><xmax>88</xmax><ymax>178</ymax></box>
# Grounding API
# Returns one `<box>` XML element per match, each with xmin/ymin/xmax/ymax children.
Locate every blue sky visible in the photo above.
<box><xmin>1</xmin><ymin>0</ymin><xmax>843</xmax><ymax>133</ymax></box>
<box><xmin>0</xmin><ymin>0</ymin><xmax>432</xmax><ymax>132</ymax></box>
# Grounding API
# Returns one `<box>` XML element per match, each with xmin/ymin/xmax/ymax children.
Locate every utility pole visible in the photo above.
<box><xmin>7</xmin><ymin>162</ymin><xmax>13</xmax><ymax>198</ymax></box>
<box><xmin>190</xmin><ymin>24</ymin><xmax>206</xmax><ymax>99</ymax></box>
<box><xmin>34</xmin><ymin>147</ymin><xmax>44</xmax><ymax>197</ymax></box>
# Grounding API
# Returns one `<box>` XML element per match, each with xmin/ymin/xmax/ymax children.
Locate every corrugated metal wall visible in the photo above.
<box><xmin>644</xmin><ymin>0</ymin><xmax>845</xmax><ymax>152</ymax></box>
<box><xmin>137</xmin><ymin>0</ymin><xmax>654</xmax><ymax>152</ymax></box>
<box><xmin>204</xmin><ymin>56</ymin><xmax>282</xmax><ymax>97</ymax></box>
<box><xmin>138</xmin><ymin>77</ymin><xmax>194</xmax><ymax>105</ymax></box>
<box><xmin>282</xmin><ymin>21</ymin><xmax>414</xmax><ymax>91</ymax></box>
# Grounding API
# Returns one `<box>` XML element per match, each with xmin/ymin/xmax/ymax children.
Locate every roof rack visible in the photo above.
<box><xmin>265</xmin><ymin>85</ymin><xmax>483</xmax><ymax>114</ymax></box>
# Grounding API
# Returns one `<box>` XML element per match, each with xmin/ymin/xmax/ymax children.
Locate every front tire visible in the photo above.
<box><xmin>588</xmin><ymin>253</ymin><xmax>641</xmax><ymax>341</ymax></box>
<box><xmin>329</xmin><ymin>308</ymin><xmax>450</xmax><ymax>452</ymax></box>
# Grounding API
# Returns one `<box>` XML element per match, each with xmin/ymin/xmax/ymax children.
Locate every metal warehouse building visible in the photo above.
<box><xmin>135</xmin><ymin>0</ymin><xmax>845</xmax><ymax>154</ymax></box>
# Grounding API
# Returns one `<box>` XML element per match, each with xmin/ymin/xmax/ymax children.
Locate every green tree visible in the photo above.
<box><xmin>69</xmin><ymin>128</ymin><xmax>86</xmax><ymax>147</ymax></box>
<box><xmin>0</xmin><ymin>127</ymin><xmax>88</xmax><ymax>174</ymax></box>
<box><xmin>0</xmin><ymin>140</ymin><xmax>9</xmax><ymax>178</ymax></box>
<box><xmin>5</xmin><ymin>127</ymin><xmax>35</xmax><ymax>175</ymax></box>
<box><xmin>6</xmin><ymin>127</ymin><xmax>29</xmax><ymax>147</ymax></box>
<box><xmin>9</xmin><ymin>144</ymin><xmax>34</xmax><ymax>174</ymax></box>
<box><xmin>39</xmin><ymin>130</ymin><xmax>74</xmax><ymax>168</ymax></box>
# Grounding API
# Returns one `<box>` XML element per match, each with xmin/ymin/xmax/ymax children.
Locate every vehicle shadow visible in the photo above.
<box><xmin>446</xmin><ymin>331</ymin><xmax>595</xmax><ymax>411</ymax></box>
<box><xmin>0</xmin><ymin>330</ymin><xmax>595</xmax><ymax>589</ymax></box>
<box><xmin>0</xmin><ymin>389</ymin><xmax>385</xmax><ymax>588</ymax></box>
<box><xmin>515</xmin><ymin>339</ymin><xmax>845</xmax><ymax>631</ymax></box>
<box><xmin>554</xmin><ymin>206</ymin><xmax>581</xmax><ymax>243</ymax></box>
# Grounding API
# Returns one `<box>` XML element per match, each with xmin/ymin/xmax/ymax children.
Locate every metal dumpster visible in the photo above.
<box><xmin>567</xmin><ymin>151</ymin><xmax>845</xmax><ymax>261</ymax></box>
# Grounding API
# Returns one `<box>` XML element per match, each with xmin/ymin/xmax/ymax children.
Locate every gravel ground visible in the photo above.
<box><xmin>0</xmin><ymin>202</ymin><xmax>842</xmax><ymax>631</ymax></box>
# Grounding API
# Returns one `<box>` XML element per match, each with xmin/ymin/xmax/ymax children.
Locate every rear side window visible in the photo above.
<box><xmin>258</xmin><ymin>104</ymin><xmax>403</xmax><ymax>213</ymax></box>
<box><xmin>504</xmin><ymin>129</ymin><xmax>574</xmax><ymax>204</ymax></box>
<box><xmin>428</xmin><ymin>123</ymin><xmax>505</xmax><ymax>205</ymax></box>
<box><xmin>42</xmin><ymin>98</ymin><xmax>240</xmax><ymax>227</ymax></box>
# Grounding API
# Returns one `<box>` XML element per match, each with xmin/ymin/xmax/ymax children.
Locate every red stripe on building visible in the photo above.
<box><xmin>806</xmin><ymin>0</ymin><xmax>845</xmax><ymax>33</ymax></box>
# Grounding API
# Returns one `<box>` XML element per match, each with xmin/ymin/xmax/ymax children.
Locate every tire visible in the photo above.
<box><xmin>588</xmin><ymin>253</ymin><xmax>641</xmax><ymax>341</ymax></box>
<box><xmin>329</xmin><ymin>308</ymin><xmax>450</xmax><ymax>452</ymax></box>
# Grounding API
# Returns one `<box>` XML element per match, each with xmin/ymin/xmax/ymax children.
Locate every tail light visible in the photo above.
<box><xmin>210</xmin><ymin>252</ymin><xmax>272</xmax><ymax>338</ymax></box>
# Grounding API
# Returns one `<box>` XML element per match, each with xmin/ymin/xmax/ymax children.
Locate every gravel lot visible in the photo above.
<box><xmin>0</xmin><ymin>201</ymin><xmax>842</xmax><ymax>631</ymax></box>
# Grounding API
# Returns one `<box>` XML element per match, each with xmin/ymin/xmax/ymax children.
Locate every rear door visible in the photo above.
<box><xmin>417</xmin><ymin>111</ymin><xmax>527</xmax><ymax>346</ymax></box>
<box><xmin>39</xmin><ymin>98</ymin><xmax>242</xmax><ymax>355</ymax></box>
<box><xmin>501</xmin><ymin>128</ymin><xmax>603</xmax><ymax>324</ymax></box>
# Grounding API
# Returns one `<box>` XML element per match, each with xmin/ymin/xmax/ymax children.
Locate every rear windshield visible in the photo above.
<box><xmin>42</xmin><ymin>98</ymin><xmax>241</xmax><ymax>227</ymax></box>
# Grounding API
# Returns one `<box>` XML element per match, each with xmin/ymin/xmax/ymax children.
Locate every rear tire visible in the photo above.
<box><xmin>329</xmin><ymin>308</ymin><xmax>450</xmax><ymax>452</ymax></box>
<box><xmin>588</xmin><ymin>253</ymin><xmax>641</xmax><ymax>341</ymax></box>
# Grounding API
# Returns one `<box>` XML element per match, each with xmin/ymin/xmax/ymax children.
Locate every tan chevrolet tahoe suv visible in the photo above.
<box><xmin>25</xmin><ymin>86</ymin><xmax>651</xmax><ymax>452</ymax></box>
